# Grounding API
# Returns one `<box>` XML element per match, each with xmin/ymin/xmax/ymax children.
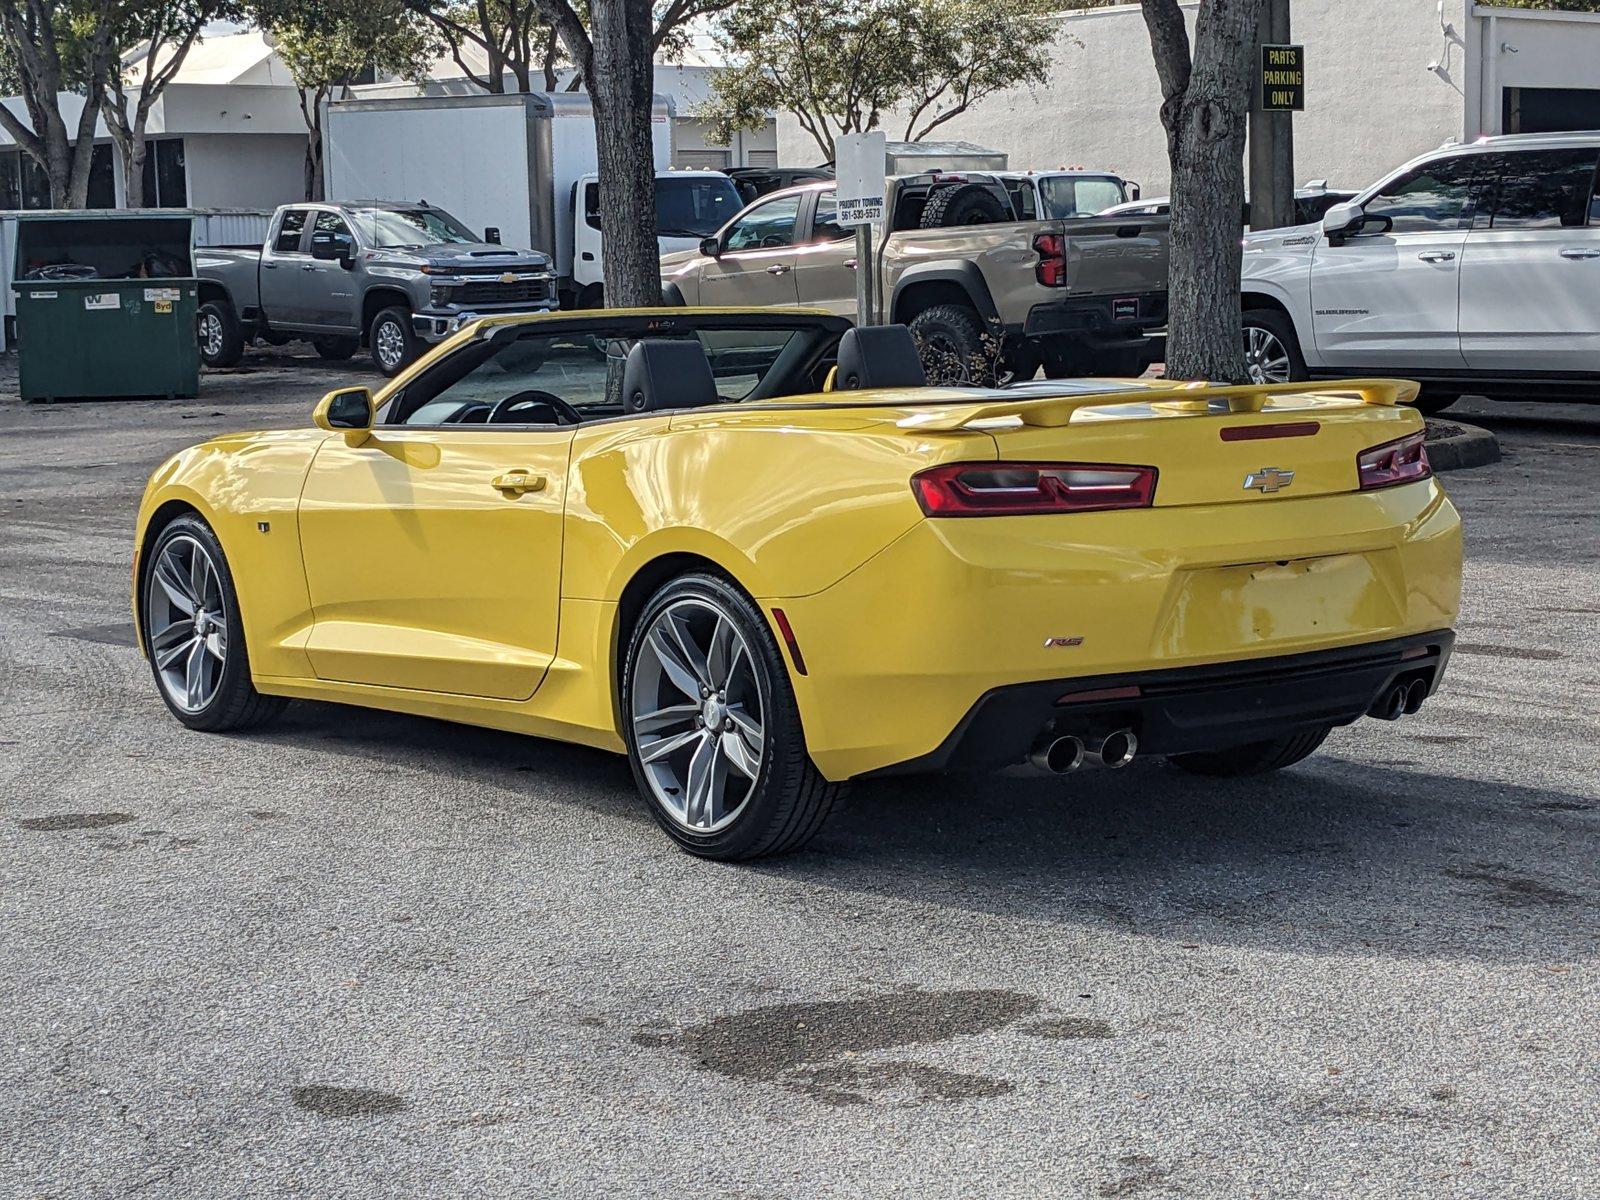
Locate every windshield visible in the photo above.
<box><xmin>653</xmin><ymin>176</ymin><xmax>743</xmax><ymax>238</ymax></box>
<box><xmin>1037</xmin><ymin>176</ymin><xmax>1129</xmax><ymax>219</ymax></box>
<box><xmin>350</xmin><ymin>207</ymin><xmax>479</xmax><ymax>249</ymax></box>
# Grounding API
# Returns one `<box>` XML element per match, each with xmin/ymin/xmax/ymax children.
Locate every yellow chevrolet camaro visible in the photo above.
<box><xmin>134</xmin><ymin>308</ymin><xmax>1461</xmax><ymax>859</ymax></box>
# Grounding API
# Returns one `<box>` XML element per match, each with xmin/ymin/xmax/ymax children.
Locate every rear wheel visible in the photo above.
<box><xmin>196</xmin><ymin>300</ymin><xmax>244</xmax><ymax>368</ymax></box>
<box><xmin>909</xmin><ymin>303</ymin><xmax>994</xmax><ymax>385</ymax></box>
<box><xmin>621</xmin><ymin>572</ymin><xmax>843</xmax><ymax>860</ymax></box>
<box><xmin>1166</xmin><ymin>727</ymin><xmax>1330</xmax><ymax>777</ymax></box>
<box><xmin>1241</xmin><ymin>309</ymin><xmax>1307</xmax><ymax>384</ymax></box>
<box><xmin>313</xmin><ymin>335</ymin><xmax>359</xmax><ymax>361</ymax></box>
<box><xmin>141</xmin><ymin>515</ymin><xmax>286</xmax><ymax>732</ymax></box>
<box><xmin>369</xmin><ymin>306</ymin><xmax>417</xmax><ymax>376</ymax></box>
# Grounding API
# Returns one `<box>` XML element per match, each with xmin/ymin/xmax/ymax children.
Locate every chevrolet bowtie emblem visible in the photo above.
<box><xmin>1244</xmin><ymin>467</ymin><xmax>1295</xmax><ymax>494</ymax></box>
<box><xmin>500</xmin><ymin>272</ymin><xmax>518</xmax><ymax>284</ymax></box>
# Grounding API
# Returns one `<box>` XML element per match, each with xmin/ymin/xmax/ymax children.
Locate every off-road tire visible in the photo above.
<box><xmin>142</xmin><ymin>514</ymin><xmax>287</xmax><ymax>733</ymax></box>
<box><xmin>369</xmin><ymin>306</ymin><xmax>418</xmax><ymax>377</ymax></box>
<box><xmin>1167</xmin><ymin>727</ymin><xmax>1331</xmax><ymax>777</ymax></box>
<box><xmin>909</xmin><ymin>303</ymin><xmax>993</xmax><ymax>385</ymax></box>
<box><xmin>920</xmin><ymin>182</ymin><xmax>1010</xmax><ymax>229</ymax></box>
<box><xmin>196</xmin><ymin>300</ymin><xmax>244</xmax><ymax>368</ymax></box>
<box><xmin>313</xmin><ymin>335</ymin><xmax>359</xmax><ymax>361</ymax></box>
<box><xmin>621</xmin><ymin>572</ymin><xmax>845</xmax><ymax>861</ymax></box>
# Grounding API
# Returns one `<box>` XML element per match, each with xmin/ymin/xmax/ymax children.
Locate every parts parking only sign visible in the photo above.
<box><xmin>1261</xmin><ymin>44</ymin><xmax>1305</xmax><ymax>111</ymax></box>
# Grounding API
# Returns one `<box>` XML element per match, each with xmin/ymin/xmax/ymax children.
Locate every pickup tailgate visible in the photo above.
<box><xmin>1050</xmin><ymin>214</ymin><xmax>1170</xmax><ymax>298</ymax></box>
<box><xmin>905</xmin><ymin>380</ymin><xmax>1427</xmax><ymax>506</ymax></box>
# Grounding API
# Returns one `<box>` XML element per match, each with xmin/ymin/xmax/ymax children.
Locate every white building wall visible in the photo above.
<box><xmin>1465</xmin><ymin>3</ymin><xmax>1600</xmax><ymax>136</ymax></box>
<box><xmin>181</xmin><ymin>133</ymin><xmax>306</xmax><ymax>208</ymax></box>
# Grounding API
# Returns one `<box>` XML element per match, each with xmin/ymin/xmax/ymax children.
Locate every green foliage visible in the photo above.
<box><xmin>259</xmin><ymin>0</ymin><xmax>441</xmax><ymax>93</ymax></box>
<box><xmin>1492</xmin><ymin>1</ymin><xmax>1600</xmax><ymax>11</ymax></box>
<box><xmin>701</xmin><ymin>0</ymin><xmax>1055</xmax><ymax>158</ymax></box>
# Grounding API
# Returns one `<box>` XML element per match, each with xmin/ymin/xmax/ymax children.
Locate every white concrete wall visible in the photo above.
<box><xmin>777</xmin><ymin>0</ymin><xmax>1469</xmax><ymax>195</ymax></box>
<box><xmin>1465</xmin><ymin>3</ymin><xmax>1600</xmax><ymax>136</ymax></box>
<box><xmin>181</xmin><ymin>133</ymin><xmax>307</xmax><ymax>208</ymax></box>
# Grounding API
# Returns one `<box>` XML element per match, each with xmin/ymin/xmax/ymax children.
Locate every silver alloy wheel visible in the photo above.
<box><xmin>375</xmin><ymin>318</ymin><xmax>406</xmax><ymax>371</ymax></box>
<box><xmin>199</xmin><ymin>311</ymin><xmax>223</xmax><ymax>360</ymax></box>
<box><xmin>146</xmin><ymin>534</ymin><xmax>228</xmax><ymax>714</ymax></box>
<box><xmin>1243</xmin><ymin>324</ymin><xmax>1293</xmax><ymax>384</ymax></box>
<box><xmin>630</xmin><ymin>597</ymin><xmax>765</xmax><ymax>834</ymax></box>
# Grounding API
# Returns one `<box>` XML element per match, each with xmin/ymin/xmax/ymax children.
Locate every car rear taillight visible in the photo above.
<box><xmin>1033</xmin><ymin>232</ymin><xmax>1067</xmax><ymax>287</ymax></box>
<box><xmin>912</xmin><ymin>462</ymin><xmax>1157</xmax><ymax>517</ymax></box>
<box><xmin>1357</xmin><ymin>431</ymin><xmax>1432</xmax><ymax>490</ymax></box>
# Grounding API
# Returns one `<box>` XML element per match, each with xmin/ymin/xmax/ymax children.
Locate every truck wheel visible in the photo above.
<box><xmin>920</xmin><ymin>183</ymin><xmax>1010</xmax><ymax>229</ymax></box>
<box><xmin>313</xmin><ymin>336</ymin><xmax>359</xmax><ymax>361</ymax></box>
<box><xmin>369</xmin><ymin>307</ymin><xmax>417</xmax><ymax>377</ymax></box>
<box><xmin>1167</xmin><ymin>727</ymin><xmax>1330</xmax><ymax>777</ymax></box>
<box><xmin>196</xmin><ymin>301</ymin><xmax>244</xmax><ymax>369</ymax></box>
<box><xmin>909</xmin><ymin>304</ymin><xmax>995</xmax><ymax>385</ymax></box>
<box><xmin>1242</xmin><ymin>309</ymin><xmax>1307</xmax><ymax>384</ymax></box>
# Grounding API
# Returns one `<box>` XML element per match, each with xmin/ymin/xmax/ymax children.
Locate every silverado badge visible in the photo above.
<box><xmin>1244</xmin><ymin>467</ymin><xmax>1295</xmax><ymax>494</ymax></box>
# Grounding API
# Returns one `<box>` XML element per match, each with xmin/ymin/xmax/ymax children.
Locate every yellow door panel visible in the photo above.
<box><xmin>298</xmin><ymin>428</ymin><xmax>572</xmax><ymax>700</ymax></box>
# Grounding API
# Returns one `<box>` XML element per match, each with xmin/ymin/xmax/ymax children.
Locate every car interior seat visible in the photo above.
<box><xmin>623</xmin><ymin>338</ymin><xmax>719</xmax><ymax>413</ymax></box>
<box><xmin>834</xmin><ymin>325</ymin><xmax>928</xmax><ymax>390</ymax></box>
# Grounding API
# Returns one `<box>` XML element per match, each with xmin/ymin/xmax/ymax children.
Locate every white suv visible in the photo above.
<box><xmin>1240</xmin><ymin>131</ymin><xmax>1600</xmax><ymax>413</ymax></box>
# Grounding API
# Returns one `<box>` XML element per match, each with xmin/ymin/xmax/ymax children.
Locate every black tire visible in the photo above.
<box><xmin>621</xmin><ymin>572</ymin><xmax>845</xmax><ymax>860</ymax></box>
<box><xmin>1411</xmin><ymin>390</ymin><xmax>1461</xmax><ymax>417</ymax></box>
<box><xmin>920</xmin><ymin>182</ymin><xmax>1010</xmax><ymax>229</ymax></box>
<box><xmin>141</xmin><ymin>514</ymin><xmax>287</xmax><ymax>733</ymax></box>
<box><xmin>1167</xmin><ymin>727</ymin><xmax>1330</xmax><ymax>777</ymax></box>
<box><xmin>260</xmin><ymin>332</ymin><xmax>292</xmax><ymax>347</ymax></box>
<box><xmin>369</xmin><ymin>306</ymin><xmax>417</xmax><ymax>377</ymax></box>
<box><xmin>1082</xmin><ymin>346</ymin><xmax>1149</xmax><ymax>378</ymax></box>
<box><xmin>313</xmin><ymin>335</ymin><xmax>359</xmax><ymax>361</ymax></box>
<box><xmin>909</xmin><ymin>303</ymin><xmax>995</xmax><ymax>385</ymax></box>
<box><xmin>578</xmin><ymin>283</ymin><xmax>605</xmax><ymax>309</ymax></box>
<box><xmin>196</xmin><ymin>300</ymin><xmax>244</xmax><ymax>368</ymax></box>
<box><xmin>1242</xmin><ymin>308</ymin><xmax>1308</xmax><ymax>384</ymax></box>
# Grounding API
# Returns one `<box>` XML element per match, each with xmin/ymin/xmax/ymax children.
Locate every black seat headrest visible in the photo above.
<box><xmin>835</xmin><ymin>324</ymin><xmax>927</xmax><ymax>390</ymax></box>
<box><xmin>622</xmin><ymin>339</ymin><xmax>718</xmax><ymax>413</ymax></box>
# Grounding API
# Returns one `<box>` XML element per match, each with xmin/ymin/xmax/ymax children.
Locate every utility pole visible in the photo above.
<box><xmin>1249</xmin><ymin>0</ymin><xmax>1296</xmax><ymax>231</ymax></box>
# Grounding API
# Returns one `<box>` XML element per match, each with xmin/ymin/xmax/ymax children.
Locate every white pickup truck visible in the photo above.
<box><xmin>1239</xmin><ymin>131</ymin><xmax>1600</xmax><ymax>413</ymax></box>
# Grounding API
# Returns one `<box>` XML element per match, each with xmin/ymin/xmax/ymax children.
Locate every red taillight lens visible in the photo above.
<box><xmin>1032</xmin><ymin>232</ymin><xmax>1066</xmax><ymax>287</ymax></box>
<box><xmin>1357</xmin><ymin>431</ymin><xmax>1432</xmax><ymax>490</ymax></box>
<box><xmin>912</xmin><ymin>462</ymin><xmax>1157</xmax><ymax>517</ymax></box>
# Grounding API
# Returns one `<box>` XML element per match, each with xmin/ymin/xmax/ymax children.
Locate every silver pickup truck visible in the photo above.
<box><xmin>196</xmin><ymin>201</ymin><xmax>557</xmax><ymax>376</ymax></box>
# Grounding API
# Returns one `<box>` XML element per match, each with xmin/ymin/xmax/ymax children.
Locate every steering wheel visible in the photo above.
<box><xmin>486</xmin><ymin>389</ymin><xmax>584</xmax><ymax>426</ymax></box>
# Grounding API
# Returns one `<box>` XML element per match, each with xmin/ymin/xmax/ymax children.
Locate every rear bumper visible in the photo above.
<box><xmin>868</xmin><ymin>629</ymin><xmax>1455</xmax><ymax>775</ymax></box>
<box><xmin>1023</xmin><ymin>290</ymin><xmax>1169</xmax><ymax>343</ymax></box>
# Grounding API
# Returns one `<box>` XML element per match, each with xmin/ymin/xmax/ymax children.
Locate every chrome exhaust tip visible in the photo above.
<box><xmin>1370</xmin><ymin>683</ymin><xmax>1408</xmax><ymax>721</ymax></box>
<box><xmin>1029</xmin><ymin>734</ymin><xmax>1085</xmax><ymax>775</ymax></box>
<box><xmin>1403</xmin><ymin>677</ymin><xmax>1429</xmax><ymax>716</ymax></box>
<box><xmin>1088</xmin><ymin>729</ymin><xmax>1138</xmax><ymax>769</ymax></box>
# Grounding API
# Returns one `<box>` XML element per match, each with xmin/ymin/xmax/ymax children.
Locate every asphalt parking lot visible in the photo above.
<box><xmin>2</xmin><ymin>348</ymin><xmax>1596</xmax><ymax>1199</ymax></box>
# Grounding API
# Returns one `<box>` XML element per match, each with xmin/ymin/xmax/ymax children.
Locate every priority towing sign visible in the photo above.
<box><xmin>1261</xmin><ymin>44</ymin><xmax>1305</xmax><ymax>112</ymax></box>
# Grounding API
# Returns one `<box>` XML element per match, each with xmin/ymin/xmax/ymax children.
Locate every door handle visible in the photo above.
<box><xmin>301</xmin><ymin>264</ymin><xmax>319</xmax><ymax>272</ymax></box>
<box><xmin>766</xmin><ymin>264</ymin><xmax>792</xmax><ymax>275</ymax></box>
<box><xmin>1417</xmin><ymin>251</ymin><xmax>1456</xmax><ymax>263</ymax></box>
<box><xmin>263</xmin><ymin>262</ymin><xmax>277</xmax><ymax>270</ymax></box>
<box><xmin>491</xmin><ymin>470</ymin><xmax>547</xmax><ymax>495</ymax></box>
<box><xmin>843</xmin><ymin>258</ymin><xmax>858</xmax><ymax>270</ymax></box>
<box><xmin>1560</xmin><ymin>247</ymin><xmax>1600</xmax><ymax>260</ymax></box>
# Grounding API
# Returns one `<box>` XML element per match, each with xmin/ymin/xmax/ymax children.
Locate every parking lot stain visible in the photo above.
<box><xmin>1097</xmin><ymin>1155</ymin><xmax>1169</xmax><ymax>1197</ymax></box>
<box><xmin>636</xmin><ymin>988</ymin><xmax>1041</xmax><ymax>1101</ymax></box>
<box><xmin>1523</xmin><ymin>800</ymin><xmax>1595</xmax><ymax>813</ymax></box>
<box><xmin>47</xmin><ymin>623</ymin><xmax>136</xmax><ymax>647</ymax></box>
<box><xmin>18</xmin><ymin>813</ymin><xmax>133</xmax><ymax>831</ymax></box>
<box><xmin>1023</xmin><ymin>1016</ymin><xmax>1115</xmax><ymax>1040</ymax></box>
<box><xmin>290</xmin><ymin>1084</ymin><xmax>407</xmax><ymax>1117</ymax></box>
<box><xmin>787</xmin><ymin>1059</ymin><xmax>1013</xmax><ymax>1107</ymax></box>
<box><xmin>1454</xmin><ymin>642</ymin><xmax>1564</xmax><ymax>662</ymax></box>
<box><xmin>1442</xmin><ymin>864</ymin><xmax>1579</xmax><ymax>908</ymax></box>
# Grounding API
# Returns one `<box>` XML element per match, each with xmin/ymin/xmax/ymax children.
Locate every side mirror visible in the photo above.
<box><xmin>484</xmin><ymin>227</ymin><xmax>501</xmax><ymax>244</ymax></box>
<box><xmin>313</xmin><ymin>386</ymin><xmax>375</xmax><ymax>445</ymax></box>
<box><xmin>699</xmin><ymin>235</ymin><xmax>722</xmax><ymax>259</ymax></box>
<box><xmin>1126</xmin><ymin>181</ymin><xmax>1141</xmax><ymax>201</ymax></box>
<box><xmin>1322</xmin><ymin>201</ymin><xmax>1366</xmax><ymax>242</ymax></box>
<box><xmin>311</xmin><ymin>231</ymin><xmax>355</xmax><ymax>268</ymax></box>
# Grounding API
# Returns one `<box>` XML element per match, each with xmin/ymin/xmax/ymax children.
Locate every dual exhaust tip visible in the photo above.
<box><xmin>1029</xmin><ymin>729</ymin><xmax>1138</xmax><ymax>775</ymax></box>
<box><xmin>1370</xmin><ymin>676</ymin><xmax>1430</xmax><ymax>722</ymax></box>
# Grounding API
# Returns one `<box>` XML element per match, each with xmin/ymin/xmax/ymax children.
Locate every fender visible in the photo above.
<box><xmin>891</xmin><ymin>261</ymin><xmax>1000</xmax><ymax>325</ymax></box>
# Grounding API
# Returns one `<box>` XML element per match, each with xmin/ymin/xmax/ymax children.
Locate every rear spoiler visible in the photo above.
<box><xmin>896</xmin><ymin>378</ymin><xmax>1421</xmax><ymax>432</ymax></box>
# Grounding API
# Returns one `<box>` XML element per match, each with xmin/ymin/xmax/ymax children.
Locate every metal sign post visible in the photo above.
<box><xmin>834</xmin><ymin>131</ymin><xmax>887</xmax><ymax>326</ymax></box>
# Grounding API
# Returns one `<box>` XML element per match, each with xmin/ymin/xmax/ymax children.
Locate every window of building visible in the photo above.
<box><xmin>140</xmin><ymin>139</ymin><xmax>188</xmax><ymax>208</ymax></box>
<box><xmin>1478</xmin><ymin>149</ymin><xmax>1599</xmax><ymax>229</ymax></box>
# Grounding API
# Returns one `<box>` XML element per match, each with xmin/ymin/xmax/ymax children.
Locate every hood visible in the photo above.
<box><xmin>660</xmin><ymin>247</ymin><xmax>703</xmax><ymax>271</ymax></box>
<box><xmin>374</xmin><ymin>242</ymin><xmax>552</xmax><ymax>271</ymax></box>
<box><xmin>1243</xmin><ymin>220</ymin><xmax>1319</xmax><ymax>248</ymax></box>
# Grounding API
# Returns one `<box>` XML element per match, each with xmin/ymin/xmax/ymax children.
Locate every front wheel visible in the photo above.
<box><xmin>369</xmin><ymin>306</ymin><xmax>417</xmax><ymax>377</ymax></box>
<box><xmin>142</xmin><ymin>515</ymin><xmax>286</xmax><ymax>732</ymax></box>
<box><xmin>621</xmin><ymin>573</ymin><xmax>844</xmax><ymax>860</ymax></box>
<box><xmin>1166</xmin><ymin>727</ymin><xmax>1330</xmax><ymax>777</ymax></box>
<box><xmin>1241</xmin><ymin>309</ymin><xmax>1308</xmax><ymax>384</ymax></box>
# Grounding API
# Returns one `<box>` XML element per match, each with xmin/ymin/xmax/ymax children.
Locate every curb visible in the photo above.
<box><xmin>1424</xmin><ymin>419</ymin><xmax>1501</xmax><ymax>472</ymax></box>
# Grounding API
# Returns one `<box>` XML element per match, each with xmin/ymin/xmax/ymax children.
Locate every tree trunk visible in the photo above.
<box><xmin>301</xmin><ymin>88</ymin><xmax>327</xmax><ymax>201</ymax></box>
<box><xmin>586</xmin><ymin>0</ymin><xmax>659</xmax><ymax>307</ymax></box>
<box><xmin>122</xmin><ymin>136</ymin><xmax>147</xmax><ymax>208</ymax></box>
<box><xmin>1142</xmin><ymin>0</ymin><xmax>1264</xmax><ymax>383</ymax></box>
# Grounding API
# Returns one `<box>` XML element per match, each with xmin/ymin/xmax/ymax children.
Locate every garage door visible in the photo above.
<box><xmin>676</xmin><ymin>150</ymin><xmax>730</xmax><ymax>171</ymax></box>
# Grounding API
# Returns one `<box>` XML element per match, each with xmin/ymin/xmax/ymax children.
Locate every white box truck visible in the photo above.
<box><xmin>324</xmin><ymin>91</ymin><xmax>743</xmax><ymax>307</ymax></box>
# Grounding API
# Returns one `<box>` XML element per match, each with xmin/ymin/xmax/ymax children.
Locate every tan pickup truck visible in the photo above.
<box><xmin>660</xmin><ymin>173</ymin><xmax>1170</xmax><ymax>380</ymax></box>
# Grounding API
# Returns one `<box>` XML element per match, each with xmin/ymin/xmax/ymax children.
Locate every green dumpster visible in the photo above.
<box><xmin>12</xmin><ymin>213</ymin><xmax>199</xmax><ymax>401</ymax></box>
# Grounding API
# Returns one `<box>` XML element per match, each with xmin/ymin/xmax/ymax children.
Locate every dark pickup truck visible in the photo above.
<box><xmin>195</xmin><ymin>201</ymin><xmax>557</xmax><ymax>376</ymax></box>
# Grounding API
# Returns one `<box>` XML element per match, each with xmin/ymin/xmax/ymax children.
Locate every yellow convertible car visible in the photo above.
<box><xmin>134</xmin><ymin>308</ymin><xmax>1461</xmax><ymax>859</ymax></box>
